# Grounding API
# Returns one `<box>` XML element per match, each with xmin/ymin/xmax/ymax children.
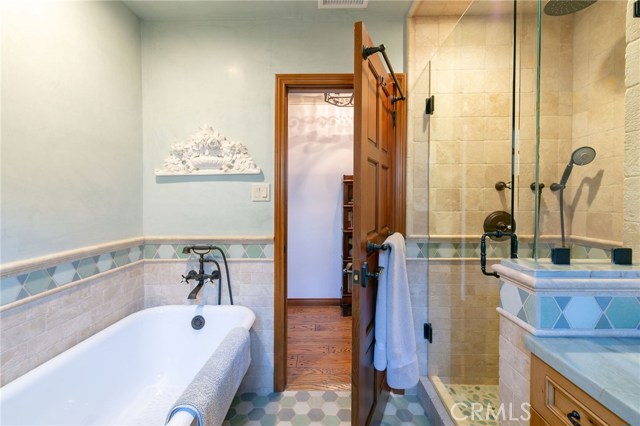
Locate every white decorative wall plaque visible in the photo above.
<box><xmin>155</xmin><ymin>125</ymin><xmax>261</xmax><ymax>176</ymax></box>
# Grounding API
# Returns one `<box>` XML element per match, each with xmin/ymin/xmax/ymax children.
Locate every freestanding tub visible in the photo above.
<box><xmin>0</xmin><ymin>304</ymin><xmax>255</xmax><ymax>426</ymax></box>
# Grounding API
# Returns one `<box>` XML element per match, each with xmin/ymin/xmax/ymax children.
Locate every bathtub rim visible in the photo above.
<box><xmin>0</xmin><ymin>304</ymin><xmax>256</xmax><ymax>426</ymax></box>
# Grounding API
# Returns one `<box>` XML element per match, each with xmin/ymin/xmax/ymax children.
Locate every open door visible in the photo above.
<box><xmin>351</xmin><ymin>22</ymin><xmax>406</xmax><ymax>425</ymax></box>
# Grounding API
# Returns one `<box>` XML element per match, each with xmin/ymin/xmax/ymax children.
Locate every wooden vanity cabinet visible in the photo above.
<box><xmin>530</xmin><ymin>355</ymin><xmax>627</xmax><ymax>426</ymax></box>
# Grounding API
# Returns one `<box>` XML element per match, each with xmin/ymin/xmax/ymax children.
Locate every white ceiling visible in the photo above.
<box><xmin>123</xmin><ymin>0</ymin><xmax>413</xmax><ymax>21</ymax></box>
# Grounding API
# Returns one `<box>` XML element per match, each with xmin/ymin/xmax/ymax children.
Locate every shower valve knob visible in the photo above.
<box><xmin>495</xmin><ymin>181</ymin><xmax>511</xmax><ymax>191</ymax></box>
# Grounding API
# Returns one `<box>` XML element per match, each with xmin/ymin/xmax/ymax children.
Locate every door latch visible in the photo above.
<box><xmin>361</xmin><ymin>262</ymin><xmax>384</xmax><ymax>288</ymax></box>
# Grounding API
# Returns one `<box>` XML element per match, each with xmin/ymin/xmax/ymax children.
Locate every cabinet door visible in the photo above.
<box><xmin>530</xmin><ymin>355</ymin><xmax>627</xmax><ymax>426</ymax></box>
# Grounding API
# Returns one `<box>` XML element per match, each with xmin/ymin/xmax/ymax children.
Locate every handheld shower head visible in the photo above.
<box><xmin>550</xmin><ymin>146</ymin><xmax>597</xmax><ymax>191</ymax></box>
<box><xmin>571</xmin><ymin>146</ymin><xmax>596</xmax><ymax>166</ymax></box>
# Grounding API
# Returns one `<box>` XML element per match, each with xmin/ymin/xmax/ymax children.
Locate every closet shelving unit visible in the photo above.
<box><xmin>341</xmin><ymin>175</ymin><xmax>353</xmax><ymax>316</ymax></box>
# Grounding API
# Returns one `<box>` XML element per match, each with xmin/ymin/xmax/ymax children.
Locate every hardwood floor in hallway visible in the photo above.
<box><xmin>287</xmin><ymin>305</ymin><xmax>352</xmax><ymax>391</ymax></box>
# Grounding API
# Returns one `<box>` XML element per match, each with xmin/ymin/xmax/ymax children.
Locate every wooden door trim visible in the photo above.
<box><xmin>274</xmin><ymin>74</ymin><xmax>353</xmax><ymax>392</ymax></box>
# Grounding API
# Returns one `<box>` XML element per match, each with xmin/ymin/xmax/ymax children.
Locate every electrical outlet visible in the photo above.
<box><xmin>251</xmin><ymin>183</ymin><xmax>270</xmax><ymax>202</ymax></box>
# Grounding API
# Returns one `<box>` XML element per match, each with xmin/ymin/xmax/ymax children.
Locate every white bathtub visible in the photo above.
<box><xmin>0</xmin><ymin>304</ymin><xmax>255</xmax><ymax>426</ymax></box>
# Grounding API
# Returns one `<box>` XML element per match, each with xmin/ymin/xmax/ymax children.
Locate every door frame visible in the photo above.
<box><xmin>274</xmin><ymin>74</ymin><xmax>354</xmax><ymax>391</ymax></box>
<box><xmin>274</xmin><ymin>73</ymin><xmax>407</xmax><ymax>392</ymax></box>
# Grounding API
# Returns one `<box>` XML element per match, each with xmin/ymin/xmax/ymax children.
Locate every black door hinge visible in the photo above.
<box><xmin>424</xmin><ymin>323</ymin><xmax>433</xmax><ymax>343</ymax></box>
<box><xmin>392</xmin><ymin>110</ymin><xmax>396</xmax><ymax>127</ymax></box>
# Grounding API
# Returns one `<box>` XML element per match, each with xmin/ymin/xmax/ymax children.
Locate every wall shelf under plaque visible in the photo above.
<box><xmin>154</xmin><ymin>125</ymin><xmax>261</xmax><ymax>177</ymax></box>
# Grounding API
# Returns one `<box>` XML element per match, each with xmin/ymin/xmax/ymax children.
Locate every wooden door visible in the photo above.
<box><xmin>352</xmin><ymin>22</ymin><xmax>405</xmax><ymax>425</ymax></box>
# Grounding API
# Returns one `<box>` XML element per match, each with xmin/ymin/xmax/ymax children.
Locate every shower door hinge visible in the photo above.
<box><xmin>424</xmin><ymin>323</ymin><xmax>433</xmax><ymax>343</ymax></box>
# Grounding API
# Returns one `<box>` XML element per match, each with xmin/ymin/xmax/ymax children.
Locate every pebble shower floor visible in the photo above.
<box><xmin>223</xmin><ymin>390</ymin><xmax>431</xmax><ymax>425</ymax></box>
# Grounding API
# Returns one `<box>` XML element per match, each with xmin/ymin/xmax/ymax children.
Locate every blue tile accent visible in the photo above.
<box><xmin>523</xmin><ymin>295</ymin><xmax>537</xmax><ymax>326</ymax></box>
<box><xmin>595</xmin><ymin>315</ymin><xmax>613</xmax><ymax>329</ymax></box>
<box><xmin>518</xmin><ymin>288</ymin><xmax>529</xmax><ymax>304</ymax></box>
<box><xmin>517</xmin><ymin>308</ymin><xmax>528</xmax><ymax>322</ymax></box>
<box><xmin>606</xmin><ymin>297</ymin><xmax>640</xmax><ymax>329</ymax></box>
<box><xmin>23</xmin><ymin>270</ymin><xmax>54</xmax><ymax>296</ymax></box>
<box><xmin>595</xmin><ymin>296</ymin><xmax>613</xmax><ymax>311</ymax></box>
<box><xmin>540</xmin><ymin>297</ymin><xmax>561</xmax><ymax>329</ymax></box>
<box><xmin>563</xmin><ymin>297</ymin><xmax>601</xmax><ymax>329</ymax></box>
<box><xmin>0</xmin><ymin>276</ymin><xmax>24</xmax><ymax>305</ymax></box>
<box><xmin>554</xmin><ymin>314</ymin><xmax>570</xmax><ymax>329</ymax></box>
<box><xmin>1</xmin><ymin>242</ymin><xmax>275</xmax><ymax>307</ymax></box>
<box><xmin>555</xmin><ymin>296</ymin><xmax>571</xmax><ymax>311</ymax></box>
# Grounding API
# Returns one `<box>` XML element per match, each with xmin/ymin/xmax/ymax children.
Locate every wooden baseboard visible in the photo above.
<box><xmin>288</xmin><ymin>298</ymin><xmax>340</xmax><ymax>306</ymax></box>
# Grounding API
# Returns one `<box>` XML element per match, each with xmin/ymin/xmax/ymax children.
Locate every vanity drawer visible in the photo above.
<box><xmin>531</xmin><ymin>355</ymin><xmax>627</xmax><ymax>426</ymax></box>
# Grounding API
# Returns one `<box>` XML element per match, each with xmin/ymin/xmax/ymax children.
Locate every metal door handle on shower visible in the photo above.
<box><xmin>480</xmin><ymin>232</ymin><xmax>505</xmax><ymax>278</ymax></box>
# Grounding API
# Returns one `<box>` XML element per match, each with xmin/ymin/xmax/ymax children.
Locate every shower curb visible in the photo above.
<box><xmin>418</xmin><ymin>377</ymin><xmax>455</xmax><ymax>426</ymax></box>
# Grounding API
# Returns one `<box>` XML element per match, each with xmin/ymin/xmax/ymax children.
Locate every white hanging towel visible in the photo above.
<box><xmin>373</xmin><ymin>232</ymin><xmax>419</xmax><ymax>389</ymax></box>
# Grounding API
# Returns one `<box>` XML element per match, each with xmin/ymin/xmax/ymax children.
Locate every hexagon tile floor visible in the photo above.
<box><xmin>223</xmin><ymin>390</ymin><xmax>431</xmax><ymax>425</ymax></box>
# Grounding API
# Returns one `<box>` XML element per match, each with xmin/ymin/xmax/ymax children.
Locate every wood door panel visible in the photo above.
<box><xmin>353</xmin><ymin>22</ymin><xmax>406</xmax><ymax>425</ymax></box>
<box><xmin>364</xmin><ymin>159</ymin><xmax>378</xmax><ymax>234</ymax></box>
<box><xmin>379</xmin><ymin>164</ymin><xmax>391</xmax><ymax>232</ymax></box>
<box><xmin>367</xmin><ymin>68</ymin><xmax>378</xmax><ymax>145</ymax></box>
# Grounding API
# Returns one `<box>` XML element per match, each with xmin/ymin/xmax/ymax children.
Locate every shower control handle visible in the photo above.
<box><xmin>529</xmin><ymin>182</ymin><xmax>545</xmax><ymax>192</ymax></box>
<box><xmin>495</xmin><ymin>181</ymin><xmax>511</xmax><ymax>191</ymax></box>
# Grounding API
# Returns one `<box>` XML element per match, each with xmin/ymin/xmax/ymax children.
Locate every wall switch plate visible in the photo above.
<box><xmin>251</xmin><ymin>183</ymin><xmax>270</xmax><ymax>202</ymax></box>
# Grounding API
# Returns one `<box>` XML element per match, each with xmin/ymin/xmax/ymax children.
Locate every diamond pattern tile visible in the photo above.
<box><xmin>157</xmin><ymin>244</ymin><xmax>178</xmax><ymax>259</ymax></box>
<box><xmin>96</xmin><ymin>253</ymin><xmax>115</xmax><ymax>273</ymax></box>
<box><xmin>523</xmin><ymin>295</ymin><xmax>536</xmax><ymax>325</ymax></box>
<box><xmin>128</xmin><ymin>246</ymin><xmax>142</xmax><ymax>262</ymax></box>
<box><xmin>606</xmin><ymin>297</ymin><xmax>640</xmax><ymax>329</ymax></box>
<box><xmin>0</xmin><ymin>276</ymin><xmax>24</xmax><ymax>305</ymax></box>
<box><xmin>113</xmin><ymin>250</ymin><xmax>130</xmax><ymax>267</ymax></box>
<box><xmin>0</xmin><ymin>242</ymin><xmax>275</xmax><ymax>306</ymax></box>
<box><xmin>564</xmin><ymin>296</ymin><xmax>601</xmax><ymax>329</ymax></box>
<box><xmin>76</xmin><ymin>257</ymin><xmax>98</xmax><ymax>279</ymax></box>
<box><xmin>540</xmin><ymin>297</ymin><xmax>561</xmax><ymax>328</ymax></box>
<box><xmin>500</xmin><ymin>283</ymin><xmax>524</xmax><ymax>317</ymax></box>
<box><xmin>144</xmin><ymin>244</ymin><xmax>159</xmax><ymax>259</ymax></box>
<box><xmin>24</xmin><ymin>270</ymin><xmax>54</xmax><ymax>296</ymax></box>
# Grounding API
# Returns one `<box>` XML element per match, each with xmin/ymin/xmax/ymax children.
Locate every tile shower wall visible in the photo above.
<box><xmin>625</xmin><ymin>0</ymin><xmax>640</xmax><ymax>263</ymax></box>
<box><xmin>427</xmin><ymin>260</ymin><xmax>501</xmax><ymax>385</ymax></box>
<box><xmin>408</xmin><ymin>11</ymin><xmax>516</xmax><ymax>238</ymax></box>
<box><xmin>567</xmin><ymin>1</ymin><xmax>626</xmax><ymax>244</ymax></box>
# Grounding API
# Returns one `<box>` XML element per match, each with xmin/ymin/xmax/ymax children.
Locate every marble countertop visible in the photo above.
<box><xmin>501</xmin><ymin>259</ymin><xmax>640</xmax><ymax>278</ymax></box>
<box><xmin>525</xmin><ymin>336</ymin><xmax>640</xmax><ymax>425</ymax></box>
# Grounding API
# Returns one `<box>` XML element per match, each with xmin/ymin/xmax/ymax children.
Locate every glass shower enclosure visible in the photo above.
<box><xmin>410</xmin><ymin>0</ymin><xmax>629</xmax><ymax>423</ymax></box>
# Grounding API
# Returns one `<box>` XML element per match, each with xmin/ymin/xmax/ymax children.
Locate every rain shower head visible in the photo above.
<box><xmin>544</xmin><ymin>0</ymin><xmax>597</xmax><ymax>16</ymax></box>
<box><xmin>550</xmin><ymin>146</ymin><xmax>597</xmax><ymax>191</ymax></box>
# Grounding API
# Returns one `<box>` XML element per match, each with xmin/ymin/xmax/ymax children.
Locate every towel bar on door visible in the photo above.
<box><xmin>366</xmin><ymin>241</ymin><xmax>390</xmax><ymax>253</ymax></box>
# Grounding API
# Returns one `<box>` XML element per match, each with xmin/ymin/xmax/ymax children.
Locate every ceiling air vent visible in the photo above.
<box><xmin>318</xmin><ymin>0</ymin><xmax>368</xmax><ymax>9</ymax></box>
